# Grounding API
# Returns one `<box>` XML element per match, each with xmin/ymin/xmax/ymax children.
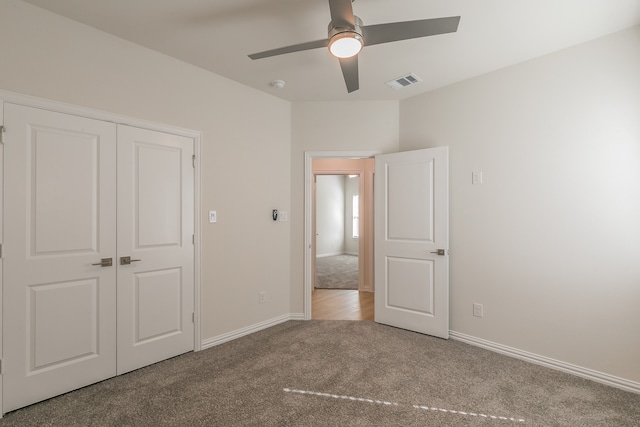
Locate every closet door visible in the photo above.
<box><xmin>3</xmin><ymin>104</ymin><xmax>117</xmax><ymax>412</ymax></box>
<box><xmin>116</xmin><ymin>125</ymin><xmax>194</xmax><ymax>375</ymax></box>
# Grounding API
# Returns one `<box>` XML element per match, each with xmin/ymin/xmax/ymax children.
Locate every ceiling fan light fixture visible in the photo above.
<box><xmin>328</xmin><ymin>31</ymin><xmax>363</xmax><ymax>58</ymax></box>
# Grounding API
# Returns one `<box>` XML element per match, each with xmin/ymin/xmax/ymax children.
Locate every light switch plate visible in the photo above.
<box><xmin>473</xmin><ymin>303</ymin><xmax>484</xmax><ymax>318</ymax></box>
<box><xmin>472</xmin><ymin>171</ymin><xmax>483</xmax><ymax>185</ymax></box>
<box><xmin>208</xmin><ymin>210</ymin><xmax>217</xmax><ymax>223</ymax></box>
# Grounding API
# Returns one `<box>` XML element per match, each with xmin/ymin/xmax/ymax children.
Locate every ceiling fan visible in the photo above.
<box><xmin>248</xmin><ymin>0</ymin><xmax>460</xmax><ymax>93</ymax></box>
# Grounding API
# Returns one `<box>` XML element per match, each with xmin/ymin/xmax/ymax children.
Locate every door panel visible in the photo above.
<box><xmin>32</xmin><ymin>129</ymin><xmax>100</xmax><ymax>253</ymax></box>
<box><xmin>116</xmin><ymin>125</ymin><xmax>194</xmax><ymax>375</ymax></box>
<box><xmin>134</xmin><ymin>268</ymin><xmax>183</xmax><ymax>343</ymax></box>
<box><xmin>374</xmin><ymin>147</ymin><xmax>449</xmax><ymax>338</ymax></box>
<box><xmin>387</xmin><ymin>257</ymin><xmax>434</xmax><ymax>315</ymax></box>
<box><xmin>137</xmin><ymin>144</ymin><xmax>182</xmax><ymax>247</ymax></box>
<box><xmin>387</xmin><ymin>161</ymin><xmax>434</xmax><ymax>241</ymax></box>
<box><xmin>30</xmin><ymin>279</ymin><xmax>100</xmax><ymax>369</ymax></box>
<box><xmin>3</xmin><ymin>104</ymin><xmax>117</xmax><ymax>412</ymax></box>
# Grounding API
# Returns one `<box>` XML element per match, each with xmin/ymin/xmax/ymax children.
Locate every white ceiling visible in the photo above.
<box><xmin>23</xmin><ymin>0</ymin><xmax>640</xmax><ymax>102</ymax></box>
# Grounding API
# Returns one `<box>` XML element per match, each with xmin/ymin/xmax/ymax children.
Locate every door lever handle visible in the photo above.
<box><xmin>120</xmin><ymin>256</ymin><xmax>141</xmax><ymax>265</ymax></box>
<box><xmin>430</xmin><ymin>249</ymin><xmax>446</xmax><ymax>256</ymax></box>
<box><xmin>92</xmin><ymin>258</ymin><xmax>113</xmax><ymax>267</ymax></box>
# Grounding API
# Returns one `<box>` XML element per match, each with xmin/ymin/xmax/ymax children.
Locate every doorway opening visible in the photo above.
<box><xmin>304</xmin><ymin>152</ymin><xmax>377</xmax><ymax>321</ymax></box>
<box><xmin>314</xmin><ymin>174</ymin><xmax>360</xmax><ymax>291</ymax></box>
<box><xmin>306</xmin><ymin>148</ymin><xmax>450</xmax><ymax>338</ymax></box>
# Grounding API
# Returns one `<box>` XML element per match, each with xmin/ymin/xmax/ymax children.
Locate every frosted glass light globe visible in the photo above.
<box><xmin>328</xmin><ymin>33</ymin><xmax>363</xmax><ymax>58</ymax></box>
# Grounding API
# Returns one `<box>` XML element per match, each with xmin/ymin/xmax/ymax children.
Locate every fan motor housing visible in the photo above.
<box><xmin>328</xmin><ymin>15</ymin><xmax>363</xmax><ymax>41</ymax></box>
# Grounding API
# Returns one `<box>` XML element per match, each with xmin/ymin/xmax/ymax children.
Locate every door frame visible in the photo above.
<box><xmin>303</xmin><ymin>151</ymin><xmax>377</xmax><ymax>320</ymax></box>
<box><xmin>0</xmin><ymin>99</ymin><xmax>4</xmax><ymax>417</ymax></box>
<box><xmin>0</xmin><ymin>89</ymin><xmax>202</xmax><ymax>417</ymax></box>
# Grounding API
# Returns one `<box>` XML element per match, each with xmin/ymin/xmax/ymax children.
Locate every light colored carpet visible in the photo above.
<box><xmin>1</xmin><ymin>321</ymin><xmax>639</xmax><ymax>426</ymax></box>
<box><xmin>315</xmin><ymin>255</ymin><xmax>359</xmax><ymax>290</ymax></box>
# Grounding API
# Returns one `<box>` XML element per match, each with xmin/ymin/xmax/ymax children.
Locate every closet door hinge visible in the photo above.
<box><xmin>0</xmin><ymin>243</ymin><xmax>3</xmax><ymax>259</ymax></box>
<box><xmin>192</xmin><ymin>312</ymin><xmax>195</xmax><ymax>323</ymax></box>
<box><xmin>0</xmin><ymin>125</ymin><xmax>5</xmax><ymax>143</ymax></box>
<box><xmin>0</xmin><ymin>359</ymin><xmax>3</xmax><ymax>375</ymax></box>
<box><xmin>192</xmin><ymin>234</ymin><xmax>195</xmax><ymax>244</ymax></box>
<box><xmin>192</xmin><ymin>154</ymin><xmax>196</xmax><ymax>168</ymax></box>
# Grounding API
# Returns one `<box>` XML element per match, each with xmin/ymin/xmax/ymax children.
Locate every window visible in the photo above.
<box><xmin>352</xmin><ymin>195</ymin><xmax>359</xmax><ymax>239</ymax></box>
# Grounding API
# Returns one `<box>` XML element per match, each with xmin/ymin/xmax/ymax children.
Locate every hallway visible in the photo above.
<box><xmin>311</xmin><ymin>289</ymin><xmax>374</xmax><ymax>320</ymax></box>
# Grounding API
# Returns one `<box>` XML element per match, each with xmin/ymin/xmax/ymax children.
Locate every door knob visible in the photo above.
<box><xmin>92</xmin><ymin>258</ymin><xmax>113</xmax><ymax>267</ymax></box>
<box><xmin>120</xmin><ymin>256</ymin><xmax>141</xmax><ymax>265</ymax></box>
<box><xmin>430</xmin><ymin>249</ymin><xmax>446</xmax><ymax>256</ymax></box>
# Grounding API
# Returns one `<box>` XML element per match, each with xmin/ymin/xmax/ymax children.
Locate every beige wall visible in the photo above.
<box><xmin>400</xmin><ymin>26</ymin><xmax>640</xmax><ymax>382</ymax></box>
<box><xmin>290</xmin><ymin>102</ymin><xmax>400</xmax><ymax>314</ymax></box>
<box><xmin>0</xmin><ymin>0</ymin><xmax>292</xmax><ymax>341</ymax></box>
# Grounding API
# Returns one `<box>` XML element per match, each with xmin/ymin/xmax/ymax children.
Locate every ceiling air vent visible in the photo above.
<box><xmin>385</xmin><ymin>73</ymin><xmax>422</xmax><ymax>90</ymax></box>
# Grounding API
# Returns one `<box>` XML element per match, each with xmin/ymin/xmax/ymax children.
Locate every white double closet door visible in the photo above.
<box><xmin>2</xmin><ymin>104</ymin><xmax>195</xmax><ymax>413</ymax></box>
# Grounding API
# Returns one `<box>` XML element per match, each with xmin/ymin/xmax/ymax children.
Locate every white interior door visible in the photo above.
<box><xmin>2</xmin><ymin>104</ymin><xmax>117</xmax><ymax>412</ymax></box>
<box><xmin>116</xmin><ymin>125</ymin><xmax>195</xmax><ymax>375</ymax></box>
<box><xmin>374</xmin><ymin>147</ymin><xmax>449</xmax><ymax>338</ymax></box>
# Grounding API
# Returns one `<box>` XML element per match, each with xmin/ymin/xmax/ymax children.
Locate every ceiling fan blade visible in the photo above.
<box><xmin>328</xmin><ymin>0</ymin><xmax>355</xmax><ymax>29</ymax></box>
<box><xmin>249</xmin><ymin>39</ymin><xmax>329</xmax><ymax>60</ymax></box>
<box><xmin>339</xmin><ymin>56</ymin><xmax>359</xmax><ymax>93</ymax></box>
<box><xmin>361</xmin><ymin>16</ymin><xmax>460</xmax><ymax>47</ymax></box>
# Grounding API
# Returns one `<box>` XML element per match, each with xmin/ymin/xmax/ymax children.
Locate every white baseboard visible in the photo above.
<box><xmin>450</xmin><ymin>331</ymin><xmax>640</xmax><ymax>395</ymax></box>
<box><xmin>317</xmin><ymin>252</ymin><xmax>359</xmax><ymax>258</ymax></box>
<box><xmin>289</xmin><ymin>313</ymin><xmax>305</xmax><ymax>321</ymax></box>
<box><xmin>316</xmin><ymin>252</ymin><xmax>343</xmax><ymax>258</ymax></box>
<box><xmin>200</xmin><ymin>314</ymin><xmax>297</xmax><ymax>350</ymax></box>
